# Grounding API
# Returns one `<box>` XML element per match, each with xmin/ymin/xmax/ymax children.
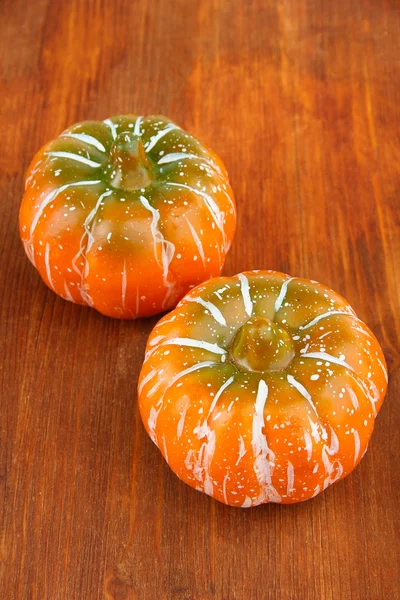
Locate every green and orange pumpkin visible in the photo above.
<box><xmin>20</xmin><ymin>115</ymin><xmax>236</xmax><ymax>318</ymax></box>
<box><xmin>138</xmin><ymin>271</ymin><xmax>387</xmax><ymax>506</ymax></box>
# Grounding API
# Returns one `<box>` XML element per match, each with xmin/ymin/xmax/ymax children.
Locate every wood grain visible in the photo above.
<box><xmin>1</xmin><ymin>0</ymin><xmax>399</xmax><ymax>598</ymax></box>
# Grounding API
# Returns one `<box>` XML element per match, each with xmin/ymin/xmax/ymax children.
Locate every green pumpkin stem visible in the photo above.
<box><xmin>105</xmin><ymin>132</ymin><xmax>153</xmax><ymax>191</ymax></box>
<box><xmin>229</xmin><ymin>317</ymin><xmax>295</xmax><ymax>373</ymax></box>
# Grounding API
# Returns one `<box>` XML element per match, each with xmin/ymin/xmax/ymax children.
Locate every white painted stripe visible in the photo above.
<box><xmin>241</xmin><ymin>496</ymin><xmax>252</xmax><ymax>508</ymax></box>
<box><xmin>348</xmin><ymin>373</ymin><xmax>377</xmax><ymax>416</ymax></box>
<box><xmin>177</xmin><ymin>402</ymin><xmax>190</xmax><ymax>439</ymax></box>
<box><xmin>353</xmin><ymin>430</ymin><xmax>360</xmax><ymax>464</ymax></box>
<box><xmin>252</xmin><ymin>381</ymin><xmax>270</xmax><ymax>459</ymax></box>
<box><xmin>254</xmin><ymin>379</ymin><xmax>268</xmax><ymax>422</ymax></box>
<box><xmin>208</xmin><ymin>376</ymin><xmax>234</xmax><ymax>416</ymax></box>
<box><xmin>238</xmin><ymin>273</ymin><xmax>253</xmax><ymax>317</ymax></box>
<box><xmin>103</xmin><ymin>118</ymin><xmax>117</xmax><ymax>139</ymax></box>
<box><xmin>145</xmin><ymin>124</ymin><xmax>178</xmax><ymax>152</ymax></box>
<box><xmin>30</xmin><ymin>242</ymin><xmax>38</xmax><ymax>266</ymax></box>
<box><xmin>25</xmin><ymin>159</ymin><xmax>44</xmax><ymax>186</ymax></box>
<box><xmin>222</xmin><ymin>472</ymin><xmax>230</xmax><ymax>504</ymax></box>
<box><xmin>148</xmin><ymin>406</ymin><xmax>160</xmax><ymax>444</ymax></box>
<box><xmin>287</xmin><ymin>374</ymin><xmax>312</xmax><ymax>402</ymax></box>
<box><xmin>165</xmin><ymin>182</ymin><xmax>225</xmax><ymax>236</ymax></box>
<box><xmin>318</xmin><ymin>331</ymin><xmax>333</xmax><ymax>341</ymax></box>
<box><xmin>161</xmin><ymin>434</ymin><xmax>169</xmax><ymax>463</ymax></box>
<box><xmin>157</xmin><ymin>312</ymin><xmax>177</xmax><ymax>325</ymax></box>
<box><xmin>326</xmin><ymin>426</ymin><xmax>339</xmax><ymax>456</ymax></box>
<box><xmin>184</xmin><ymin>217</ymin><xmax>206</xmax><ymax>266</ymax></box>
<box><xmin>22</xmin><ymin>239</ymin><xmax>35</xmax><ymax>266</ymax></box>
<box><xmin>312</xmin><ymin>485</ymin><xmax>321</xmax><ymax>498</ymax></box>
<box><xmin>138</xmin><ymin>368</ymin><xmax>160</xmax><ymax>395</ymax></box>
<box><xmin>63</xmin><ymin>132</ymin><xmax>106</xmax><ymax>153</ymax></box>
<box><xmin>274</xmin><ymin>278</ymin><xmax>293</xmax><ymax>313</ymax></box>
<box><xmin>347</xmin><ymin>387</ymin><xmax>359</xmax><ymax>410</ymax></box>
<box><xmin>221</xmin><ymin>186</ymin><xmax>236</xmax><ymax>216</ymax></box>
<box><xmin>29</xmin><ymin>180</ymin><xmax>101</xmax><ymax>239</ymax></box>
<box><xmin>236</xmin><ymin>435</ymin><xmax>247</xmax><ymax>465</ymax></box>
<box><xmin>158</xmin><ymin>152</ymin><xmax>200</xmax><ymax>165</ymax></box>
<box><xmin>148</xmin><ymin>334</ymin><xmax>165</xmax><ymax>347</ymax></box>
<box><xmin>82</xmin><ymin>189</ymin><xmax>113</xmax><ymax>252</ymax></box>
<box><xmin>193</xmin><ymin>418</ymin><xmax>210</xmax><ymax>440</ymax></box>
<box><xmin>308</xmin><ymin>415</ymin><xmax>321</xmax><ymax>443</ymax></box>
<box><xmin>44</xmin><ymin>243</ymin><xmax>55</xmax><ymax>291</ymax></box>
<box><xmin>187</xmin><ymin>297</ymin><xmax>227</xmax><ymax>326</ymax></box>
<box><xmin>287</xmin><ymin>374</ymin><xmax>319</xmax><ymax>416</ymax></box>
<box><xmin>79</xmin><ymin>261</ymin><xmax>92</xmax><ymax>306</ymax></box>
<box><xmin>71</xmin><ymin>188</ymin><xmax>113</xmax><ymax>304</ymax></box>
<box><xmin>321</xmin><ymin>446</ymin><xmax>334</xmax><ymax>484</ymax></box>
<box><xmin>251</xmin><ymin>380</ymin><xmax>281</xmax><ymax>503</ymax></box>
<box><xmin>193</xmin><ymin>375</ymin><xmax>235</xmax><ymax>443</ymax></box>
<box><xmin>63</xmin><ymin>281</ymin><xmax>74</xmax><ymax>301</ymax></box>
<box><xmin>139</xmin><ymin>195</ymin><xmax>175</xmax><ymax>289</ymax></box>
<box><xmin>304</xmin><ymin>431</ymin><xmax>313</xmax><ymax>460</ymax></box>
<box><xmin>376</xmin><ymin>356</ymin><xmax>388</xmax><ymax>382</ymax></box>
<box><xmin>45</xmin><ymin>151</ymin><xmax>102</xmax><ymax>168</ymax></box>
<box><xmin>368</xmin><ymin>380</ymin><xmax>381</xmax><ymax>409</ymax></box>
<box><xmin>300</xmin><ymin>310</ymin><xmax>354</xmax><ymax>330</ymax></box>
<box><xmin>287</xmin><ymin>461</ymin><xmax>294</xmax><ymax>496</ymax></box>
<box><xmin>133</xmin><ymin>116</ymin><xmax>142</xmax><ymax>136</ymax></box>
<box><xmin>350</xmin><ymin>324</ymin><xmax>374</xmax><ymax>337</ymax></box>
<box><xmin>167</xmin><ymin>360</ymin><xmax>216</xmax><ymax>389</ymax></box>
<box><xmin>302</xmin><ymin>352</ymin><xmax>353</xmax><ymax>370</ymax></box>
<box><xmin>158</xmin><ymin>338</ymin><xmax>226</xmax><ymax>355</ymax></box>
<box><xmin>146</xmin><ymin>377</ymin><xmax>164</xmax><ymax>398</ymax></box>
<box><xmin>157</xmin><ymin>152</ymin><xmax>222</xmax><ymax>174</ymax></box>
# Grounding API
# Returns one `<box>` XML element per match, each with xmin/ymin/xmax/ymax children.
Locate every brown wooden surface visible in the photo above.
<box><xmin>1</xmin><ymin>1</ymin><xmax>399</xmax><ymax>598</ymax></box>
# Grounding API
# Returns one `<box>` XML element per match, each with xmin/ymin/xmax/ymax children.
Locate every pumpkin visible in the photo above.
<box><xmin>138</xmin><ymin>270</ymin><xmax>387</xmax><ymax>506</ymax></box>
<box><xmin>19</xmin><ymin>115</ymin><xmax>236</xmax><ymax>318</ymax></box>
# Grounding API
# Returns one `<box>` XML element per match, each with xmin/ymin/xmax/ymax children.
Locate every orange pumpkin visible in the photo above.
<box><xmin>19</xmin><ymin>115</ymin><xmax>236</xmax><ymax>318</ymax></box>
<box><xmin>138</xmin><ymin>270</ymin><xmax>387</xmax><ymax>506</ymax></box>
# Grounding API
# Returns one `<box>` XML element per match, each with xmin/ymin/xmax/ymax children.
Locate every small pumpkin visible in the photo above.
<box><xmin>138</xmin><ymin>270</ymin><xmax>387</xmax><ymax>506</ymax></box>
<box><xmin>19</xmin><ymin>115</ymin><xmax>236</xmax><ymax>318</ymax></box>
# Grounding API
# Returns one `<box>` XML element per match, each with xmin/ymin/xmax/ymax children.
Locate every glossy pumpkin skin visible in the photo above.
<box><xmin>19</xmin><ymin>115</ymin><xmax>236</xmax><ymax>318</ymax></box>
<box><xmin>138</xmin><ymin>271</ymin><xmax>387</xmax><ymax>507</ymax></box>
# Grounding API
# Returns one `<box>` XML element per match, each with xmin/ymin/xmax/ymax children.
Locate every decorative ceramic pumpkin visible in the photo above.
<box><xmin>19</xmin><ymin>115</ymin><xmax>236</xmax><ymax>318</ymax></box>
<box><xmin>138</xmin><ymin>270</ymin><xmax>387</xmax><ymax>506</ymax></box>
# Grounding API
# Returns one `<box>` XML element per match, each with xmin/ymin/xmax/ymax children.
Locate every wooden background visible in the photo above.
<box><xmin>1</xmin><ymin>0</ymin><xmax>399</xmax><ymax>598</ymax></box>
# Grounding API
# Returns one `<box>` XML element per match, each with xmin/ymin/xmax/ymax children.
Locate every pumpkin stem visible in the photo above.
<box><xmin>229</xmin><ymin>317</ymin><xmax>295</xmax><ymax>373</ymax></box>
<box><xmin>105</xmin><ymin>132</ymin><xmax>153</xmax><ymax>190</ymax></box>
